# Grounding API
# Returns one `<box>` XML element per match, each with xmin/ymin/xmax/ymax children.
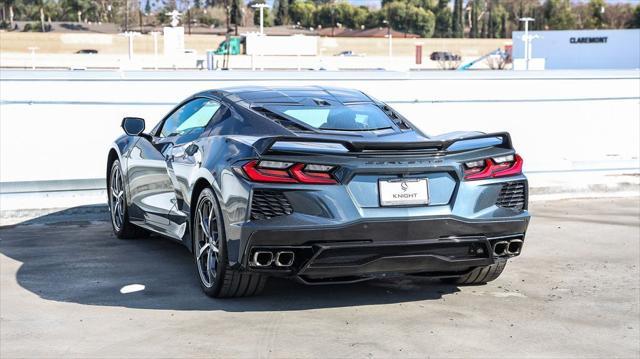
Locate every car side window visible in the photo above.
<box><xmin>160</xmin><ymin>98</ymin><xmax>221</xmax><ymax>138</ymax></box>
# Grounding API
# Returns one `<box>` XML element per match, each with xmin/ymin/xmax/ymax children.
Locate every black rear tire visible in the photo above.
<box><xmin>108</xmin><ymin>160</ymin><xmax>149</xmax><ymax>239</ymax></box>
<box><xmin>441</xmin><ymin>259</ymin><xmax>507</xmax><ymax>285</ymax></box>
<box><xmin>193</xmin><ymin>187</ymin><xmax>266</xmax><ymax>298</ymax></box>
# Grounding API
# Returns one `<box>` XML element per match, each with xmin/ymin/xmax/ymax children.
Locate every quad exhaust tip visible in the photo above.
<box><xmin>252</xmin><ymin>251</ymin><xmax>274</xmax><ymax>267</ymax></box>
<box><xmin>275</xmin><ymin>251</ymin><xmax>295</xmax><ymax>267</ymax></box>
<box><xmin>492</xmin><ymin>239</ymin><xmax>524</xmax><ymax>257</ymax></box>
<box><xmin>493</xmin><ymin>241</ymin><xmax>509</xmax><ymax>256</ymax></box>
<box><xmin>251</xmin><ymin>250</ymin><xmax>295</xmax><ymax>267</ymax></box>
<box><xmin>507</xmin><ymin>239</ymin><xmax>523</xmax><ymax>255</ymax></box>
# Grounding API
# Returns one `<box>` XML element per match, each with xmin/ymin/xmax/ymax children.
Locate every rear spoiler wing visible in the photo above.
<box><xmin>252</xmin><ymin>132</ymin><xmax>513</xmax><ymax>155</ymax></box>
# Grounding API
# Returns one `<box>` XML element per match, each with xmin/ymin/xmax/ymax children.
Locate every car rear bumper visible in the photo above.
<box><xmin>237</xmin><ymin>215</ymin><xmax>529</xmax><ymax>283</ymax></box>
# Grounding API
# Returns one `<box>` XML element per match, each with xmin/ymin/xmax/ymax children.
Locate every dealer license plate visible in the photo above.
<box><xmin>378</xmin><ymin>178</ymin><xmax>429</xmax><ymax>206</ymax></box>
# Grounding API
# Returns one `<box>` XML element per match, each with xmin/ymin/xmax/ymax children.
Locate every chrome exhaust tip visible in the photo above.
<box><xmin>506</xmin><ymin>239</ymin><xmax>524</xmax><ymax>255</ymax></box>
<box><xmin>252</xmin><ymin>251</ymin><xmax>274</xmax><ymax>267</ymax></box>
<box><xmin>493</xmin><ymin>241</ymin><xmax>509</xmax><ymax>256</ymax></box>
<box><xmin>275</xmin><ymin>251</ymin><xmax>295</xmax><ymax>267</ymax></box>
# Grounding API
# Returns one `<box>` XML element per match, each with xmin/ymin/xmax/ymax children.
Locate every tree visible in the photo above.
<box><xmin>628</xmin><ymin>4</ymin><xmax>640</xmax><ymax>28</ymax></box>
<box><xmin>290</xmin><ymin>0</ymin><xmax>315</xmax><ymax>27</ymax></box>
<box><xmin>488</xmin><ymin>3</ymin><xmax>507</xmax><ymax>38</ymax></box>
<box><xmin>604</xmin><ymin>3</ymin><xmax>634</xmax><ymax>29</ymax></box>
<box><xmin>314</xmin><ymin>4</ymin><xmax>333</xmax><ymax>28</ymax></box>
<box><xmin>145</xmin><ymin>0</ymin><xmax>151</xmax><ymax>14</ymax></box>
<box><xmin>409</xmin><ymin>5</ymin><xmax>435</xmax><ymax>37</ymax></box>
<box><xmin>274</xmin><ymin>0</ymin><xmax>288</xmax><ymax>25</ymax></box>
<box><xmin>451</xmin><ymin>0</ymin><xmax>462</xmax><ymax>37</ymax></box>
<box><xmin>583</xmin><ymin>0</ymin><xmax>606</xmax><ymax>29</ymax></box>
<box><xmin>230</xmin><ymin>0</ymin><xmax>243</xmax><ymax>33</ymax></box>
<box><xmin>470</xmin><ymin>0</ymin><xmax>478</xmax><ymax>38</ymax></box>
<box><xmin>383</xmin><ymin>1</ymin><xmax>434</xmax><ymax>37</ymax></box>
<box><xmin>543</xmin><ymin>0</ymin><xmax>575</xmax><ymax>30</ymax></box>
<box><xmin>364</xmin><ymin>8</ymin><xmax>384</xmax><ymax>28</ymax></box>
<box><xmin>352</xmin><ymin>6</ymin><xmax>369</xmax><ymax>29</ymax></box>
<box><xmin>433</xmin><ymin>0</ymin><xmax>450</xmax><ymax>37</ymax></box>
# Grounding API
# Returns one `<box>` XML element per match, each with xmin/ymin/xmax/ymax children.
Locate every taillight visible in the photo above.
<box><xmin>241</xmin><ymin>160</ymin><xmax>338</xmax><ymax>184</ymax></box>
<box><xmin>464</xmin><ymin>154</ymin><xmax>523</xmax><ymax>180</ymax></box>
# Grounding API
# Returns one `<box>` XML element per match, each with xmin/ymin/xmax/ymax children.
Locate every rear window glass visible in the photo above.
<box><xmin>267</xmin><ymin>104</ymin><xmax>395</xmax><ymax>131</ymax></box>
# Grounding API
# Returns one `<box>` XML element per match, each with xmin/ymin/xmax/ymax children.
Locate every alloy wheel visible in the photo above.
<box><xmin>194</xmin><ymin>195</ymin><xmax>220</xmax><ymax>288</ymax></box>
<box><xmin>109</xmin><ymin>165</ymin><xmax>125</xmax><ymax>232</ymax></box>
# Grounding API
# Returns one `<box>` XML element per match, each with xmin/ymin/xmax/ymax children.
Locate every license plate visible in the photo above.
<box><xmin>378</xmin><ymin>178</ymin><xmax>429</xmax><ymax>206</ymax></box>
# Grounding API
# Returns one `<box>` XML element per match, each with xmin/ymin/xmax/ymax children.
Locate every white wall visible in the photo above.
<box><xmin>512</xmin><ymin>29</ymin><xmax>640</xmax><ymax>70</ymax></box>
<box><xmin>1</xmin><ymin>70</ymin><xmax>639</xmax><ymax>185</ymax></box>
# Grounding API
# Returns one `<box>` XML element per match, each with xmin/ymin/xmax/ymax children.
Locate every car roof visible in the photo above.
<box><xmin>199</xmin><ymin>86</ymin><xmax>375</xmax><ymax>105</ymax></box>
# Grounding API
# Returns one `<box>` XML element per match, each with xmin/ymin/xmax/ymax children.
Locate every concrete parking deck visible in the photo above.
<box><xmin>1</xmin><ymin>197</ymin><xmax>639</xmax><ymax>358</ymax></box>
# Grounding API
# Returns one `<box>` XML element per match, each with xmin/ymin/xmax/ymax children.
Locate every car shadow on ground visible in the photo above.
<box><xmin>0</xmin><ymin>206</ymin><xmax>461</xmax><ymax>312</ymax></box>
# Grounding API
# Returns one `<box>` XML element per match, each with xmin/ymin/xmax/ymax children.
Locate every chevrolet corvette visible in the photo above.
<box><xmin>107</xmin><ymin>86</ymin><xmax>530</xmax><ymax>298</ymax></box>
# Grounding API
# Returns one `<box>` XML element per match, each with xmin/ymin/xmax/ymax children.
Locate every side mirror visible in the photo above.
<box><xmin>121</xmin><ymin>117</ymin><xmax>145</xmax><ymax>136</ymax></box>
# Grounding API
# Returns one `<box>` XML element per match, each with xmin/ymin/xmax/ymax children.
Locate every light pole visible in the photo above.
<box><xmin>519</xmin><ymin>17</ymin><xmax>535</xmax><ymax>70</ymax></box>
<box><xmin>150</xmin><ymin>31</ymin><xmax>160</xmax><ymax>69</ymax></box>
<box><xmin>27</xmin><ymin>47</ymin><xmax>38</xmax><ymax>69</ymax></box>
<box><xmin>383</xmin><ymin>19</ymin><xmax>392</xmax><ymax>66</ymax></box>
<box><xmin>251</xmin><ymin>3</ymin><xmax>269</xmax><ymax>35</ymax></box>
<box><xmin>123</xmin><ymin>31</ymin><xmax>138</xmax><ymax>61</ymax></box>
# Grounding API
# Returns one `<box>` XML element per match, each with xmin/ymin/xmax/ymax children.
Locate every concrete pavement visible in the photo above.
<box><xmin>1</xmin><ymin>197</ymin><xmax>639</xmax><ymax>358</ymax></box>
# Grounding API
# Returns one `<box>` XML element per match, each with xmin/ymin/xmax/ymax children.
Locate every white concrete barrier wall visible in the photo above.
<box><xmin>1</xmin><ymin>70</ymin><xmax>639</xmax><ymax>187</ymax></box>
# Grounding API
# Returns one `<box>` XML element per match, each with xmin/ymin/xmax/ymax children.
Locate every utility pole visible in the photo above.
<box><xmin>187</xmin><ymin>7</ymin><xmax>191</xmax><ymax>35</ymax></box>
<box><xmin>124</xmin><ymin>0</ymin><xmax>129</xmax><ymax>31</ymax></box>
<box><xmin>234</xmin><ymin>3</ymin><xmax>238</xmax><ymax>35</ymax></box>
<box><xmin>40</xmin><ymin>8</ymin><xmax>45</xmax><ymax>32</ymax></box>
<box><xmin>330</xmin><ymin>2</ymin><xmax>335</xmax><ymax>37</ymax></box>
<box><xmin>224</xmin><ymin>0</ymin><xmax>230</xmax><ymax>32</ymax></box>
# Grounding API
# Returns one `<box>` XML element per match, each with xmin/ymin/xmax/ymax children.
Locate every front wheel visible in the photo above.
<box><xmin>193</xmin><ymin>187</ymin><xmax>266</xmax><ymax>298</ymax></box>
<box><xmin>108</xmin><ymin>159</ymin><xmax>148</xmax><ymax>239</ymax></box>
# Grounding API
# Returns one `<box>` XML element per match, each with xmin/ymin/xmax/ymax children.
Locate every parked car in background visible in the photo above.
<box><xmin>335</xmin><ymin>50</ymin><xmax>357</xmax><ymax>56</ymax></box>
<box><xmin>75</xmin><ymin>49</ymin><xmax>98</xmax><ymax>54</ymax></box>
<box><xmin>430</xmin><ymin>51</ymin><xmax>461</xmax><ymax>61</ymax></box>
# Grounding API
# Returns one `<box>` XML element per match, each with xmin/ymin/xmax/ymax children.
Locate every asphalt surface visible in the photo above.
<box><xmin>1</xmin><ymin>197</ymin><xmax>639</xmax><ymax>358</ymax></box>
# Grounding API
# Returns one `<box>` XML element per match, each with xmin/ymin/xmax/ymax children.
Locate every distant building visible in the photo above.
<box><xmin>512</xmin><ymin>29</ymin><xmax>640</xmax><ymax>70</ymax></box>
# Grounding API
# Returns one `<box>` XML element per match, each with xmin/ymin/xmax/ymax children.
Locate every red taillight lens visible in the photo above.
<box><xmin>290</xmin><ymin>163</ymin><xmax>337</xmax><ymax>184</ymax></box>
<box><xmin>242</xmin><ymin>161</ymin><xmax>297</xmax><ymax>183</ymax></box>
<box><xmin>464</xmin><ymin>154</ymin><xmax>523</xmax><ymax>180</ymax></box>
<box><xmin>241</xmin><ymin>160</ymin><xmax>337</xmax><ymax>184</ymax></box>
<box><xmin>493</xmin><ymin>154</ymin><xmax>523</xmax><ymax>178</ymax></box>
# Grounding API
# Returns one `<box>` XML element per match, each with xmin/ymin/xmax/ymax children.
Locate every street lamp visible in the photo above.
<box><xmin>519</xmin><ymin>17</ymin><xmax>536</xmax><ymax>70</ymax></box>
<box><xmin>382</xmin><ymin>19</ymin><xmax>392</xmax><ymax>65</ymax></box>
<box><xmin>251</xmin><ymin>3</ymin><xmax>269</xmax><ymax>35</ymax></box>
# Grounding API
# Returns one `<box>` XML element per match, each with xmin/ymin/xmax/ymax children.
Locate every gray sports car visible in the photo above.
<box><xmin>107</xmin><ymin>86</ymin><xmax>530</xmax><ymax>298</ymax></box>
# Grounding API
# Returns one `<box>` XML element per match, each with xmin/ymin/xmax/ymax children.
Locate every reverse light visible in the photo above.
<box><xmin>464</xmin><ymin>154</ymin><xmax>523</xmax><ymax>180</ymax></box>
<box><xmin>258</xmin><ymin>161</ymin><xmax>293</xmax><ymax>169</ymax></box>
<box><xmin>492</xmin><ymin>154</ymin><xmax>514</xmax><ymax>164</ymax></box>
<box><xmin>242</xmin><ymin>160</ymin><xmax>337</xmax><ymax>184</ymax></box>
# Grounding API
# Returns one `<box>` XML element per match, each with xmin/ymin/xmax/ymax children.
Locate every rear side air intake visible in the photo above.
<box><xmin>496</xmin><ymin>181</ymin><xmax>527</xmax><ymax>211</ymax></box>
<box><xmin>250</xmin><ymin>190</ymin><xmax>293</xmax><ymax>220</ymax></box>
